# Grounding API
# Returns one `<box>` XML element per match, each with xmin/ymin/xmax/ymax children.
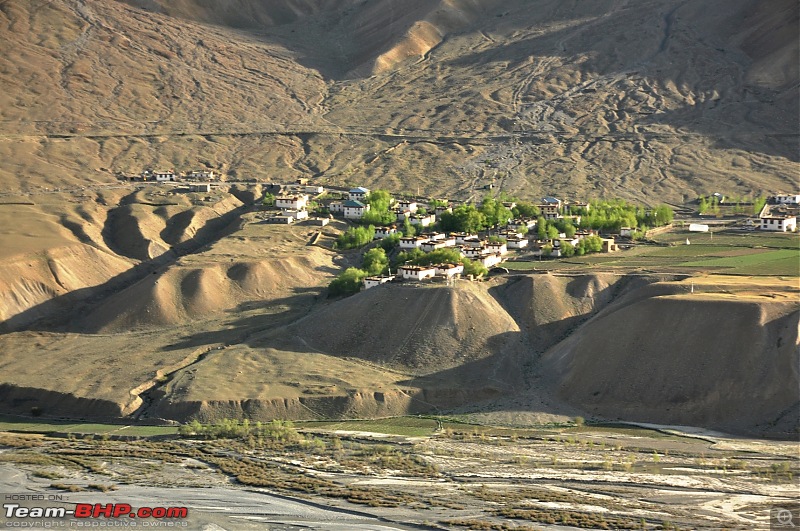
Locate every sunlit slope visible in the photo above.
<box><xmin>0</xmin><ymin>0</ymin><xmax>796</xmax><ymax>200</ymax></box>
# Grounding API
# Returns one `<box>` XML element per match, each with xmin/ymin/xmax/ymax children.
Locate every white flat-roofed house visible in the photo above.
<box><xmin>363</xmin><ymin>276</ymin><xmax>393</xmax><ymax>290</ymax></box>
<box><xmin>619</xmin><ymin>227</ymin><xmax>635</xmax><ymax>237</ymax></box>
<box><xmin>484</xmin><ymin>241</ymin><xmax>507</xmax><ymax>255</ymax></box>
<box><xmin>154</xmin><ymin>170</ymin><xmax>177</xmax><ymax>182</ymax></box>
<box><xmin>275</xmin><ymin>194</ymin><xmax>309</xmax><ymax>210</ymax></box>
<box><xmin>303</xmin><ymin>185</ymin><xmax>324</xmax><ymax>194</ymax></box>
<box><xmin>284</xmin><ymin>209</ymin><xmax>308</xmax><ymax>220</ymax></box>
<box><xmin>435</xmin><ymin>204</ymin><xmax>453</xmax><ymax>216</ymax></box>
<box><xmin>267</xmin><ymin>214</ymin><xmax>294</xmax><ymax>224</ymax></box>
<box><xmin>189</xmin><ymin>183</ymin><xmax>212</xmax><ymax>193</ymax></box>
<box><xmin>397</xmin><ymin>200</ymin><xmax>418</xmax><ymax>213</ymax></box>
<box><xmin>688</xmin><ymin>223</ymin><xmax>709</xmax><ymax>233</ymax></box>
<box><xmin>774</xmin><ymin>194</ymin><xmax>800</xmax><ymax>205</ymax></box>
<box><xmin>435</xmin><ymin>263</ymin><xmax>464</xmax><ymax>278</ymax></box>
<box><xmin>507</xmin><ymin>236</ymin><xmax>529</xmax><ymax>249</ymax></box>
<box><xmin>452</xmin><ymin>233</ymin><xmax>479</xmax><ymax>245</ymax></box>
<box><xmin>410</xmin><ymin>214</ymin><xmax>436</xmax><ymax>227</ymax></box>
<box><xmin>760</xmin><ymin>213</ymin><xmax>797</xmax><ymax>232</ymax></box>
<box><xmin>399</xmin><ymin>236</ymin><xmax>429</xmax><ymax>249</ymax></box>
<box><xmin>395</xmin><ymin>209</ymin><xmax>412</xmax><ymax>222</ymax></box>
<box><xmin>343</xmin><ymin>200</ymin><xmax>370</xmax><ymax>219</ymax></box>
<box><xmin>421</xmin><ymin>240</ymin><xmax>448</xmax><ymax>253</ymax></box>
<box><xmin>188</xmin><ymin>170</ymin><xmax>216</xmax><ymax>181</ymax></box>
<box><xmin>397</xmin><ymin>265</ymin><xmax>436</xmax><ymax>281</ymax></box>
<box><xmin>463</xmin><ymin>246</ymin><xmax>488</xmax><ymax>259</ymax></box>
<box><xmin>420</xmin><ymin>232</ymin><xmax>446</xmax><ymax>241</ymax></box>
<box><xmin>479</xmin><ymin>253</ymin><xmax>503</xmax><ymax>268</ymax></box>
<box><xmin>461</xmin><ymin>236</ymin><xmax>482</xmax><ymax>247</ymax></box>
<box><xmin>328</xmin><ymin>201</ymin><xmax>344</xmax><ymax>214</ymax></box>
<box><xmin>348</xmin><ymin>187</ymin><xmax>370</xmax><ymax>201</ymax></box>
<box><xmin>374</xmin><ymin>226</ymin><xmax>398</xmax><ymax>239</ymax></box>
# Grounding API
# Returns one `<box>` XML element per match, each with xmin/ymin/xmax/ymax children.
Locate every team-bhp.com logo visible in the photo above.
<box><xmin>4</xmin><ymin>502</ymin><xmax>188</xmax><ymax>526</ymax></box>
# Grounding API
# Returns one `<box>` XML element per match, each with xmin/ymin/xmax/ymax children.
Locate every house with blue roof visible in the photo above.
<box><xmin>349</xmin><ymin>187</ymin><xmax>370</xmax><ymax>201</ymax></box>
<box><xmin>343</xmin><ymin>199</ymin><xmax>370</xmax><ymax>219</ymax></box>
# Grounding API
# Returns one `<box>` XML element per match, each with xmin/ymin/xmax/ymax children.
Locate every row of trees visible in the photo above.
<box><xmin>571</xmin><ymin>200</ymin><xmax>673</xmax><ymax>232</ymax></box>
<box><xmin>328</xmin><ymin>246</ymin><xmax>391</xmax><ymax>296</ymax></box>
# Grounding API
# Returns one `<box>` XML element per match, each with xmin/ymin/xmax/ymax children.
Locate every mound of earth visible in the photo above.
<box><xmin>539</xmin><ymin>289</ymin><xmax>800</xmax><ymax>436</ymax></box>
<box><xmin>289</xmin><ymin>281</ymin><xmax>523</xmax><ymax>374</ymax></box>
<box><xmin>81</xmin><ymin>251</ymin><xmax>333</xmax><ymax>332</ymax></box>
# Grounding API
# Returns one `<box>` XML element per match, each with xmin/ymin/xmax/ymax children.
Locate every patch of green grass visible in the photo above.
<box><xmin>0</xmin><ymin>416</ymin><xmax>177</xmax><ymax>437</ymax></box>
<box><xmin>680</xmin><ymin>249</ymin><xmax>799</xmax><ymax>276</ymax></box>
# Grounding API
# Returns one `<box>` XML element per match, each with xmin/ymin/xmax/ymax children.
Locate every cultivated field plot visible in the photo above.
<box><xmin>506</xmin><ymin>230</ymin><xmax>799</xmax><ymax>276</ymax></box>
<box><xmin>0</xmin><ymin>420</ymin><xmax>797</xmax><ymax>530</ymax></box>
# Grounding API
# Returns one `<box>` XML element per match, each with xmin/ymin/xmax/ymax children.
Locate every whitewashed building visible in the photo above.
<box><xmin>363</xmin><ymin>276</ymin><xmax>393</xmax><ymax>290</ymax></box>
<box><xmin>276</xmin><ymin>195</ymin><xmax>309</xmax><ymax>210</ymax></box>
<box><xmin>348</xmin><ymin>187</ymin><xmax>370</xmax><ymax>201</ymax></box>
<box><xmin>760</xmin><ymin>214</ymin><xmax>797</xmax><ymax>232</ymax></box>
<box><xmin>399</xmin><ymin>236</ymin><xmax>429</xmax><ymax>249</ymax></box>
<box><xmin>343</xmin><ymin>200</ymin><xmax>370</xmax><ymax>219</ymax></box>
<box><xmin>421</xmin><ymin>240</ymin><xmax>448</xmax><ymax>253</ymax></box>
<box><xmin>435</xmin><ymin>263</ymin><xmax>464</xmax><ymax>278</ymax></box>
<box><xmin>507</xmin><ymin>237</ymin><xmax>529</xmax><ymax>249</ymax></box>
<box><xmin>774</xmin><ymin>194</ymin><xmax>800</xmax><ymax>205</ymax></box>
<box><xmin>154</xmin><ymin>170</ymin><xmax>177</xmax><ymax>182</ymax></box>
<box><xmin>410</xmin><ymin>214</ymin><xmax>436</xmax><ymax>227</ymax></box>
<box><xmin>328</xmin><ymin>201</ymin><xmax>344</xmax><ymax>214</ymax></box>
<box><xmin>479</xmin><ymin>253</ymin><xmax>504</xmax><ymax>268</ymax></box>
<box><xmin>374</xmin><ymin>226</ymin><xmax>398</xmax><ymax>239</ymax></box>
<box><xmin>398</xmin><ymin>265</ymin><xmax>436</xmax><ymax>281</ymax></box>
<box><xmin>188</xmin><ymin>170</ymin><xmax>216</xmax><ymax>181</ymax></box>
<box><xmin>397</xmin><ymin>200</ymin><xmax>418</xmax><ymax>213</ymax></box>
<box><xmin>284</xmin><ymin>209</ymin><xmax>308</xmax><ymax>220</ymax></box>
<box><xmin>484</xmin><ymin>241</ymin><xmax>507</xmax><ymax>255</ymax></box>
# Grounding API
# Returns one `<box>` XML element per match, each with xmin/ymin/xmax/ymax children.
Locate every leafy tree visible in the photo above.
<box><xmin>546</xmin><ymin>225</ymin><xmax>559</xmax><ymax>239</ymax></box>
<box><xmin>512</xmin><ymin>201</ymin><xmax>540</xmax><ymax>218</ymax></box>
<box><xmin>361</xmin><ymin>208</ymin><xmax>395</xmax><ymax>225</ymax></box>
<box><xmin>362</xmin><ymin>248</ymin><xmax>388</xmax><ymax>276</ymax></box>
<box><xmin>328</xmin><ymin>267</ymin><xmax>368</xmax><ymax>296</ymax></box>
<box><xmin>463</xmin><ymin>260</ymin><xmax>488</xmax><ymax>277</ymax></box>
<box><xmin>698</xmin><ymin>197</ymin><xmax>709</xmax><ymax>214</ymax></box>
<box><xmin>576</xmin><ymin>235</ymin><xmax>603</xmax><ymax>255</ymax></box>
<box><xmin>379</xmin><ymin>233</ymin><xmax>400</xmax><ymax>251</ymax></box>
<box><xmin>752</xmin><ymin>196</ymin><xmax>767</xmax><ymax>215</ymax></box>
<box><xmin>262</xmin><ymin>193</ymin><xmax>275</xmax><ymax>206</ymax></box>
<box><xmin>480</xmin><ymin>196</ymin><xmax>513</xmax><ymax>228</ymax></box>
<box><xmin>366</xmin><ymin>189</ymin><xmax>393</xmax><ymax>211</ymax></box>
<box><xmin>554</xmin><ymin>218</ymin><xmax>576</xmax><ymax>238</ymax></box>
<box><xmin>536</xmin><ymin>216</ymin><xmax>548</xmax><ymax>239</ymax></box>
<box><xmin>429</xmin><ymin>198</ymin><xmax>449</xmax><ymax>208</ymax></box>
<box><xmin>439</xmin><ymin>204</ymin><xmax>486</xmax><ymax>233</ymax></box>
<box><xmin>402</xmin><ymin>217</ymin><xmax>416</xmax><ymax>237</ymax></box>
<box><xmin>336</xmin><ymin>225</ymin><xmax>375</xmax><ymax>249</ymax></box>
<box><xmin>560</xmin><ymin>241</ymin><xmax>575</xmax><ymax>257</ymax></box>
<box><xmin>393</xmin><ymin>248</ymin><xmax>425</xmax><ymax>268</ymax></box>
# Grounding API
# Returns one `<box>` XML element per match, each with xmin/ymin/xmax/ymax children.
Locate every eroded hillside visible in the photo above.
<box><xmin>0</xmin><ymin>0</ymin><xmax>797</xmax><ymax>200</ymax></box>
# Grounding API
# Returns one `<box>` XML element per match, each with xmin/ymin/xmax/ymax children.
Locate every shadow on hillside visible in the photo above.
<box><xmin>0</xmin><ymin>202</ymin><xmax>250</xmax><ymax>334</ymax></box>
<box><xmin>158</xmin><ymin>289</ymin><xmax>323</xmax><ymax>352</ymax></box>
<box><xmin>442</xmin><ymin>1</ymin><xmax>799</xmax><ymax>161</ymax></box>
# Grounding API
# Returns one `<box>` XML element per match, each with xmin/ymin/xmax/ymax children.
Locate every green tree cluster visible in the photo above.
<box><xmin>362</xmin><ymin>247</ymin><xmax>389</xmax><ymax>276</ymax></box>
<box><xmin>511</xmin><ymin>201</ymin><xmax>540</xmax><ymax>218</ymax></box>
<box><xmin>479</xmin><ymin>196</ymin><xmax>513</xmax><ymax>228</ymax></box>
<box><xmin>328</xmin><ymin>267</ymin><xmax>369</xmax><ymax>296</ymax></box>
<box><xmin>336</xmin><ymin>225</ymin><xmax>375</xmax><ymax>249</ymax></box>
<box><xmin>361</xmin><ymin>190</ymin><xmax>396</xmax><ymax>225</ymax></box>
<box><xmin>438</xmin><ymin>204</ymin><xmax>486</xmax><ymax>233</ymax></box>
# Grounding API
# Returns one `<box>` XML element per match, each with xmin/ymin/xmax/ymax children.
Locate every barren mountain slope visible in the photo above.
<box><xmin>0</xmin><ymin>0</ymin><xmax>796</xmax><ymax>200</ymax></box>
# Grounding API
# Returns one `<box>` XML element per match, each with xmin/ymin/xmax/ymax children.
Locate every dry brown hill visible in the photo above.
<box><xmin>0</xmin><ymin>0</ymin><xmax>796</xmax><ymax>200</ymax></box>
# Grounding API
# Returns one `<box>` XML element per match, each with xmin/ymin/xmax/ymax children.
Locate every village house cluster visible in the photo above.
<box><xmin>759</xmin><ymin>193</ymin><xmax>799</xmax><ymax>232</ymax></box>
